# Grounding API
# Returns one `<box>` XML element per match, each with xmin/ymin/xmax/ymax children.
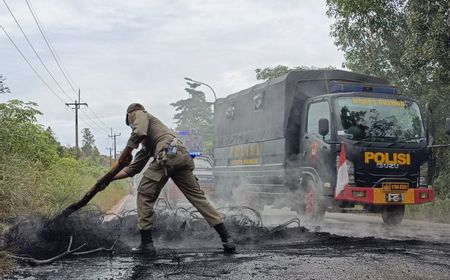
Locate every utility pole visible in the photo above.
<box><xmin>108</xmin><ymin>128</ymin><xmax>121</xmax><ymax>161</ymax></box>
<box><xmin>66</xmin><ymin>89</ymin><xmax>87</xmax><ymax>160</ymax></box>
<box><xmin>106</xmin><ymin>147</ymin><xmax>113</xmax><ymax>167</ymax></box>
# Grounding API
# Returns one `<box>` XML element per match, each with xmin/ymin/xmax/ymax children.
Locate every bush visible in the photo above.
<box><xmin>406</xmin><ymin>199</ymin><xmax>450</xmax><ymax>223</ymax></box>
<box><xmin>0</xmin><ymin>154</ymin><xmax>129</xmax><ymax>222</ymax></box>
<box><xmin>0</xmin><ymin>100</ymin><xmax>128</xmax><ymax>275</ymax></box>
<box><xmin>0</xmin><ymin>100</ymin><xmax>128</xmax><ymax>221</ymax></box>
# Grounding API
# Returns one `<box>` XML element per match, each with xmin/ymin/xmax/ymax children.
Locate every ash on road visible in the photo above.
<box><xmin>5</xmin><ymin>195</ymin><xmax>450</xmax><ymax>280</ymax></box>
<box><xmin>8</xmin><ymin>230</ymin><xmax>450</xmax><ymax>280</ymax></box>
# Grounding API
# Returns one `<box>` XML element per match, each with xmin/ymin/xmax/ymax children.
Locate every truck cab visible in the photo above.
<box><xmin>301</xmin><ymin>85</ymin><xmax>433</xmax><ymax>224</ymax></box>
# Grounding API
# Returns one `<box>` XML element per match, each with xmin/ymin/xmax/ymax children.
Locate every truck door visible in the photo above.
<box><xmin>302</xmin><ymin>100</ymin><xmax>334</xmax><ymax>183</ymax></box>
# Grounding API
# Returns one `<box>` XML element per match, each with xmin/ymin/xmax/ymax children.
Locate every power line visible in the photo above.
<box><xmin>85</xmin><ymin>106</ymin><xmax>111</xmax><ymax>128</ymax></box>
<box><xmin>4</xmin><ymin>0</ymin><xmax>114</xmax><ymax>147</ymax></box>
<box><xmin>25</xmin><ymin>0</ymin><xmax>77</xmax><ymax>95</ymax></box>
<box><xmin>3</xmin><ymin>0</ymin><xmax>75</xmax><ymax>102</ymax></box>
<box><xmin>25</xmin><ymin>0</ymin><xmax>111</xmax><ymax>130</ymax></box>
<box><xmin>80</xmin><ymin>110</ymin><xmax>110</xmax><ymax>134</ymax></box>
<box><xmin>79</xmin><ymin>114</ymin><xmax>109</xmax><ymax>135</ymax></box>
<box><xmin>2</xmin><ymin>24</ymin><xmax>109</xmax><ymax>137</ymax></box>
<box><xmin>1</xmin><ymin>24</ymin><xmax>108</xmax><ymax>142</ymax></box>
<box><xmin>0</xmin><ymin>25</ymin><xmax>67</xmax><ymax>104</ymax></box>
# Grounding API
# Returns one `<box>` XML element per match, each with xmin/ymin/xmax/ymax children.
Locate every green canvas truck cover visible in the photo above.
<box><xmin>214</xmin><ymin>70</ymin><xmax>387</xmax><ymax>149</ymax></box>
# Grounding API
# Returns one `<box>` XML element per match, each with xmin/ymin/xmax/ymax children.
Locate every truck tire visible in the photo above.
<box><xmin>381</xmin><ymin>205</ymin><xmax>405</xmax><ymax>225</ymax></box>
<box><xmin>304</xmin><ymin>180</ymin><xmax>326</xmax><ymax>222</ymax></box>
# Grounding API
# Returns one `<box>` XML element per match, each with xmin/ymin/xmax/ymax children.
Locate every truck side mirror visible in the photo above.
<box><xmin>446</xmin><ymin>118</ymin><xmax>450</xmax><ymax>135</ymax></box>
<box><xmin>318</xmin><ymin>118</ymin><xmax>329</xmax><ymax>139</ymax></box>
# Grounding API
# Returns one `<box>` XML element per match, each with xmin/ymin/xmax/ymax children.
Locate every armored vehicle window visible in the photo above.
<box><xmin>307</xmin><ymin>101</ymin><xmax>331</xmax><ymax>140</ymax></box>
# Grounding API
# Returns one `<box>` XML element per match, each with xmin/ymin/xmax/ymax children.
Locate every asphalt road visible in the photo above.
<box><xmin>10</xmin><ymin>239</ymin><xmax>450</xmax><ymax>280</ymax></box>
<box><xmin>7</xmin><ymin>194</ymin><xmax>450</xmax><ymax>280</ymax></box>
<box><xmin>260</xmin><ymin>206</ymin><xmax>450</xmax><ymax>244</ymax></box>
<box><xmin>111</xmin><ymin>185</ymin><xmax>450</xmax><ymax>245</ymax></box>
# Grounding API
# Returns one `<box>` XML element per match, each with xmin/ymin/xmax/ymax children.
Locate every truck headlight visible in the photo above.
<box><xmin>337</xmin><ymin>156</ymin><xmax>355</xmax><ymax>185</ymax></box>
<box><xmin>419</xmin><ymin>192</ymin><xmax>429</xmax><ymax>199</ymax></box>
<box><xmin>419</xmin><ymin>162</ymin><xmax>428</xmax><ymax>187</ymax></box>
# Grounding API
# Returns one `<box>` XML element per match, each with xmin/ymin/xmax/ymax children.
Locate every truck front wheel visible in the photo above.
<box><xmin>304</xmin><ymin>180</ymin><xmax>325</xmax><ymax>222</ymax></box>
<box><xmin>381</xmin><ymin>205</ymin><xmax>405</xmax><ymax>225</ymax></box>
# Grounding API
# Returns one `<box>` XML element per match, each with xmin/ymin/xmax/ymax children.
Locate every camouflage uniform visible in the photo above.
<box><xmin>122</xmin><ymin>107</ymin><xmax>223</xmax><ymax>230</ymax></box>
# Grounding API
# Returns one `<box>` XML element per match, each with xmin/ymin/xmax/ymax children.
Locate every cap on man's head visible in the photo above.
<box><xmin>126</xmin><ymin>103</ymin><xmax>145</xmax><ymax>125</ymax></box>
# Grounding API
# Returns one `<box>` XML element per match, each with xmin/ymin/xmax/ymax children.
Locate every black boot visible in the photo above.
<box><xmin>132</xmin><ymin>230</ymin><xmax>156</xmax><ymax>255</ymax></box>
<box><xmin>214</xmin><ymin>223</ymin><xmax>236</xmax><ymax>253</ymax></box>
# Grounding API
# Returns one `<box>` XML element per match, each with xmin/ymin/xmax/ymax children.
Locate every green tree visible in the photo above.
<box><xmin>255</xmin><ymin>65</ymin><xmax>336</xmax><ymax>80</ymax></box>
<box><xmin>326</xmin><ymin>0</ymin><xmax>450</xmax><ymax>197</ymax></box>
<box><xmin>45</xmin><ymin>126</ymin><xmax>73</xmax><ymax>158</ymax></box>
<box><xmin>170</xmin><ymin>83</ymin><xmax>213</xmax><ymax>153</ymax></box>
<box><xmin>0</xmin><ymin>98</ymin><xmax>129</xmax><ymax>261</ymax></box>
<box><xmin>81</xmin><ymin>128</ymin><xmax>99</xmax><ymax>159</ymax></box>
<box><xmin>326</xmin><ymin>0</ymin><xmax>449</xmax><ymax>89</ymax></box>
<box><xmin>0</xmin><ymin>74</ymin><xmax>10</xmax><ymax>94</ymax></box>
<box><xmin>0</xmin><ymin>100</ymin><xmax>58</xmax><ymax>165</ymax></box>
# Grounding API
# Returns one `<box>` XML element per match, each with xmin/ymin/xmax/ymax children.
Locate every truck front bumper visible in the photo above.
<box><xmin>334</xmin><ymin>186</ymin><xmax>435</xmax><ymax>205</ymax></box>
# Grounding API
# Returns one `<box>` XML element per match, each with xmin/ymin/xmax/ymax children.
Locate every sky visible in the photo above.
<box><xmin>0</xmin><ymin>0</ymin><xmax>344</xmax><ymax>155</ymax></box>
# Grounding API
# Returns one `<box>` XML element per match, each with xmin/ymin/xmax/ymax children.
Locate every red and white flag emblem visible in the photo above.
<box><xmin>335</xmin><ymin>144</ymin><xmax>349</xmax><ymax>197</ymax></box>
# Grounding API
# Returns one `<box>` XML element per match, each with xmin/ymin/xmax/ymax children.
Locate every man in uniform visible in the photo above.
<box><xmin>109</xmin><ymin>103</ymin><xmax>236</xmax><ymax>255</ymax></box>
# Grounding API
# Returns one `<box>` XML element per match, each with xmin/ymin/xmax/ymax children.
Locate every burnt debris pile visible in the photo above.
<box><xmin>1</xmin><ymin>198</ymin><xmax>310</xmax><ymax>264</ymax></box>
<box><xmin>3</xmin><ymin>206</ymin><xmax>124</xmax><ymax>260</ymax></box>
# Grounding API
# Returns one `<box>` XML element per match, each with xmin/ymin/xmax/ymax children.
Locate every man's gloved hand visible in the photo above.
<box><xmin>123</xmin><ymin>154</ymin><xmax>133</xmax><ymax>166</ymax></box>
<box><xmin>118</xmin><ymin>147</ymin><xmax>133</xmax><ymax>166</ymax></box>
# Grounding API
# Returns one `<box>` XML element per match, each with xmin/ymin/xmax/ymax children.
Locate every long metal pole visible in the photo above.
<box><xmin>107</xmin><ymin>147</ymin><xmax>113</xmax><ymax>166</ymax></box>
<box><xmin>113</xmin><ymin>136</ymin><xmax>117</xmax><ymax>161</ymax></box>
<box><xmin>184</xmin><ymin>77</ymin><xmax>217</xmax><ymax>155</ymax></box>
<box><xmin>184</xmin><ymin>77</ymin><xmax>217</xmax><ymax>102</ymax></box>
<box><xmin>109</xmin><ymin>128</ymin><xmax>121</xmax><ymax>161</ymax></box>
<box><xmin>66</xmin><ymin>89</ymin><xmax>87</xmax><ymax>160</ymax></box>
<box><xmin>75</xmin><ymin>99</ymin><xmax>78</xmax><ymax>159</ymax></box>
<box><xmin>201</xmin><ymin>83</ymin><xmax>217</xmax><ymax>101</ymax></box>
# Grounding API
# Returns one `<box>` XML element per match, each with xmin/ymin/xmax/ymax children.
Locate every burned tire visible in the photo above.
<box><xmin>381</xmin><ymin>205</ymin><xmax>405</xmax><ymax>225</ymax></box>
<box><xmin>303</xmin><ymin>180</ymin><xmax>326</xmax><ymax>222</ymax></box>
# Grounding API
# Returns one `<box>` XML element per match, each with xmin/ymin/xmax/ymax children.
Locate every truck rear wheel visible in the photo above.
<box><xmin>304</xmin><ymin>180</ymin><xmax>325</xmax><ymax>222</ymax></box>
<box><xmin>381</xmin><ymin>205</ymin><xmax>405</xmax><ymax>225</ymax></box>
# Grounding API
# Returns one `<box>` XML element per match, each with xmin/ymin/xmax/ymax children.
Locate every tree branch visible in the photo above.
<box><xmin>7</xmin><ymin>235</ymin><xmax>121</xmax><ymax>265</ymax></box>
<box><xmin>72</xmin><ymin>235</ymin><xmax>119</xmax><ymax>256</ymax></box>
<box><xmin>8</xmin><ymin>236</ymin><xmax>86</xmax><ymax>265</ymax></box>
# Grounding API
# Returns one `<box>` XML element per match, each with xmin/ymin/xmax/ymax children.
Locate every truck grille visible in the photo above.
<box><xmin>355</xmin><ymin>169</ymin><xmax>418</xmax><ymax>188</ymax></box>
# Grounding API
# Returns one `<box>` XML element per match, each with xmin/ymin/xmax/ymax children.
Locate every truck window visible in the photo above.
<box><xmin>307</xmin><ymin>101</ymin><xmax>331</xmax><ymax>140</ymax></box>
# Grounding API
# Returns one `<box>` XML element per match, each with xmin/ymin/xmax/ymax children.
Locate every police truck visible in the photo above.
<box><xmin>213</xmin><ymin>70</ymin><xmax>450</xmax><ymax>225</ymax></box>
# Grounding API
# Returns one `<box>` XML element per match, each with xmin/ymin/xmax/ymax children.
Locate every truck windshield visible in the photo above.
<box><xmin>335</xmin><ymin>97</ymin><xmax>425</xmax><ymax>142</ymax></box>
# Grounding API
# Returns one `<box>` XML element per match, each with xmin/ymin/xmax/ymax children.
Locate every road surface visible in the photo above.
<box><xmin>7</xmin><ymin>193</ymin><xmax>450</xmax><ymax>280</ymax></box>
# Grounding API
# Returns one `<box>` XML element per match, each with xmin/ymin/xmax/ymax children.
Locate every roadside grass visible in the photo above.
<box><xmin>0</xmin><ymin>250</ymin><xmax>15</xmax><ymax>278</ymax></box>
<box><xmin>0</xmin><ymin>100</ymin><xmax>132</xmax><ymax>274</ymax></box>
<box><xmin>0</xmin><ymin>156</ymin><xmax>129</xmax><ymax>275</ymax></box>
<box><xmin>0</xmin><ymin>155</ymin><xmax>129</xmax><ymax>221</ymax></box>
<box><xmin>0</xmin><ymin>218</ymin><xmax>14</xmax><ymax>277</ymax></box>
<box><xmin>405</xmin><ymin>199</ymin><xmax>450</xmax><ymax>223</ymax></box>
<box><xmin>92</xmin><ymin>181</ymin><xmax>130</xmax><ymax>212</ymax></box>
